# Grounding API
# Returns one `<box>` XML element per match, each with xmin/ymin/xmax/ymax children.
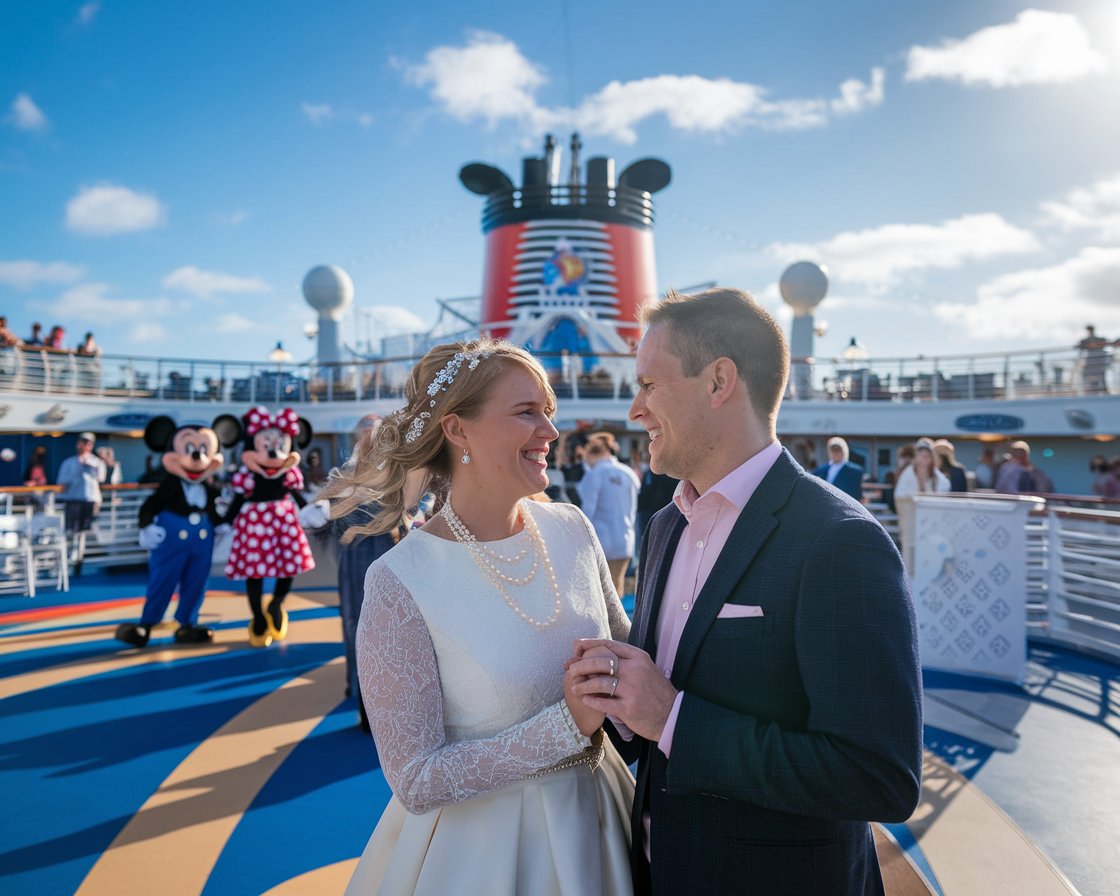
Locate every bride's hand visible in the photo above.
<box><xmin>563</xmin><ymin>645</ymin><xmax>617</xmax><ymax>735</ymax></box>
<box><xmin>564</xmin><ymin>664</ymin><xmax>606</xmax><ymax>736</ymax></box>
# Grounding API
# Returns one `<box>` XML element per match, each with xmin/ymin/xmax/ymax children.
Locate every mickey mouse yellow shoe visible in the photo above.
<box><xmin>266</xmin><ymin>604</ymin><xmax>288</xmax><ymax>641</ymax></box>
<box><xmin>247</xmin><ymin>619</ymin><xmax>273</xmax><ymax>648</ymax></box>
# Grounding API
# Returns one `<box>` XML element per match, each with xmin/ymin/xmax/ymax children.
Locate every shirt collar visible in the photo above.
<box><xmin>673</xmin><ymin>441</ymin><xmax>782</xmax><ymax>520</ymax></box>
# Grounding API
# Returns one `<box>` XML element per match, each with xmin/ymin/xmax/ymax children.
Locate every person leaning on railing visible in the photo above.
<box><xmin>0</xmin><ymin>316</ymin><xmax>23</xmax><ymax>348</ymax></box>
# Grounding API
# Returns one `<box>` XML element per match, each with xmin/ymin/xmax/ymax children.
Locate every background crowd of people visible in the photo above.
<box><xmin>0</xmin><ymin>317</ymin><xmax>100</xmax><ymax>356</ymax></box>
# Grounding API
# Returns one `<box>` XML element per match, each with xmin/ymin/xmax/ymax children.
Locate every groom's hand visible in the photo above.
<box><xmin>570</xmin><ymin>640</ymin><xmax>678</xmax><ymax>743</ymax></box>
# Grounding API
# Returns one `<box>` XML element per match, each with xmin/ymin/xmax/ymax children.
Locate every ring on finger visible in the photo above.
<box><xmin>609</xmin><ymin>676</ymin><xmax>618</xmax><ymax>697</ymax></box>
<box><xmin>608</xmin><ymin>657</ymin><xmax>616</xmax><ymax>677</ymax></box>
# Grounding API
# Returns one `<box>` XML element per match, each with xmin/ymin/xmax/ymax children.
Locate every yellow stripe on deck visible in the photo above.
<box><xmin>75</xmin><ymin>630</ymin><xmax>345</xmax><ymax>896</ymax></box>
<box><xmin>906</xmin><ymin>752</ymin><xmax>1080</xmax><ymax>895</ymax></box>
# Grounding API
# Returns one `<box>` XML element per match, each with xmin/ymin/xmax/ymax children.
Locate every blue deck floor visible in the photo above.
<box><xmin>1</xmin><ymin>572</ymin><xmax>1116</xmax><ymax>895</ymax></box>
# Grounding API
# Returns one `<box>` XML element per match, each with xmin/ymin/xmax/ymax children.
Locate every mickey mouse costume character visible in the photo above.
<box><xmin>115</xmin><ymin>414</ymin><xmax>240</xmax><ymax>648</ymax></box>
<box><xmin>225</xmin><ymin>406</ymin><xmax>316</xmax><ymax>647</ymax></box>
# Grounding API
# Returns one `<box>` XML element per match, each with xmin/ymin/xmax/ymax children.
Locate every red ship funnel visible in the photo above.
<box><xmin>460</xmin><ymin>134</ymin><xmax>671</xmax><ymax>348</ymax></box>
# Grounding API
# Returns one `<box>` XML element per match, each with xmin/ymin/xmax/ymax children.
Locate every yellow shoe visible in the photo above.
<box><xmin>266</xmin><ymin>605</ymin><xmax>288</xmax><ymax>641</ymax></box>
<box><xmin>247</xmin><ymin>620</ymin><xmax>273</xmax><ymax>648</ymax></box>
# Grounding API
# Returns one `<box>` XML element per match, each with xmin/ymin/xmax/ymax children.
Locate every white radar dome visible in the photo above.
<box><xmin>779</xmin><ymin>261</ymin><xmax>829</xmax><ymax>315</ymax></box>
<box><xmin>302</xmin><ymin>265</ymin><xmax>354</xmax><ymax>320</ymax></box>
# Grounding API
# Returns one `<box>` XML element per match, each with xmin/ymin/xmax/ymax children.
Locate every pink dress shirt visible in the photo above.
<box><xmin>625</xmin><ymin>440</ymin><xmax>782</xmax><ymax>857</ymax></box>
<box><xmin>655</xmin><ymin>440</ymin><xmax>781</xmax><ymax>753</ymax></box>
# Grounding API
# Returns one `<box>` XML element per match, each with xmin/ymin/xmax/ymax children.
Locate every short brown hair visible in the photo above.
<box><xmin>588</xmin><ymin>431</ymin><xmax>618</xmax><ymax>456</ymax></box>
<box><xmin>642</xmin><ymin>287</ymin><xmax>789</xmax><ymax>423</ymax></box>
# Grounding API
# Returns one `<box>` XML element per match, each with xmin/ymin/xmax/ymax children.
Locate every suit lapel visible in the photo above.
<box><xmin>669</xmin><ymin>451</ymin><xmax>800</xmax><ymax>688</ymax></box>
<box><xmin>630</xmin><ymin>509</ymin><xmax>687</xmax><ymax>655</ymax></box>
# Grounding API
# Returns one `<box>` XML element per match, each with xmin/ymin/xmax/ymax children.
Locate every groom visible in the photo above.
<box><xmin>571</xmin><ymin>288</ymin><xmax>922</xmax><ymax>895</ymax></box>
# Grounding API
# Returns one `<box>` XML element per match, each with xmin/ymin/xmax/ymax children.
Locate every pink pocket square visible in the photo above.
<box><xmin>716</xmin><ymin>603</ymin><xmax>764</xmax><ymax>619</ymax></box>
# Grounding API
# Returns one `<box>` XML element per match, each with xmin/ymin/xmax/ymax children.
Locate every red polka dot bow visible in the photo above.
<box><xmin>244</xmin><ymin>406</ymin><xmax>300</xmax><ymax>438</ymax></box>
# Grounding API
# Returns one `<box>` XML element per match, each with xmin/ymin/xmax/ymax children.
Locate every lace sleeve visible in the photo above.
<box><xmin>356</xmin><ymin>562</ymin><xmax>591</xmax><ymax>815</ymax></box>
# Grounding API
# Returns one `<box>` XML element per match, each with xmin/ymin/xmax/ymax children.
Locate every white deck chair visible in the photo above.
<box><xmin>29</xmin><ymin>511</ymin><xmax>70</xmax><ymax>592</ymax></box>
<box><xmin>0</xmin><ymin>511</ymin><xmax>35</xmax><ymax>597</ymax></box>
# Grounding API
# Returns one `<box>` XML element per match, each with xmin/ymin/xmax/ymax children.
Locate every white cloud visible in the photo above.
<box><xmin>65</xmin><ymin>184</ymin><xmax>165</xmax><ymax>236</ymax></box>
<box><xmin>301</xmin><ymin>102</ymin><xmax>335</xmax><ymax>125</ymax></box>
<box><xmin>46</xmin><ymin>282</ymin><xmax>177</xmax><ymax>321</ymax></box>
<box><xmin>301</xmin><ymin>102</ymin><xmax>374</xmax><ymax>128</ymax></box>
<box><xmin>1041</xmin><ymin>173</ymin><xmax>1120</xmax><ymax>241</ymax></box>
<box><xmin>933</xmin><ymin>246</ymin><xmax>1120</xmax><ymax>341</ymax></box>
<box><xmin>77</xmin><ymin>2</ymin><xmax>100</xmax><ymax>25</ymax></box>
<box><xmin>162</xmin><ymin>266</ymin><xmax>271</xmax><ymax>299</ymax></box>
<box><xmin>401</xmin><ymin>31</ymin><xmax>546</xmax><ymax>128</ymax></box>
<box><xmin>831</xmin><ymin>67</ymin><xmax>885</xmax><ymax>115</ymax></box>
<box><xmin>352</xmin><ymin>305</ymin><xmax>429</xmax><ymax>342</ymax></box>
<box><xmin>9</xmin><ymin>94</ymin><xmax>48</xmax><ymax>132</ymax></box>
<box><xmin>905</xmin><ymin>10</ymin><xmax>1107</xmax><ymax>88</ymax></box>
<box><xmin>0</xmin><ymin>260</ymin><xmax>85</xmax><ymax>289</ymax></box>
<box><xmin>770</xmin><ymin>213</ymin><xmax>1040</xmax><ymax>288</ymax></box>
<box><xmin>565</xmin><ymin>76</ymin><xmax>763</xmax><ymax>143</ymax></box>
<box><xmin>216</xmin><ymin>313</ymin><xmax>255</xmax><ymax>334</ymax></box>
<box><xmin>129</xmin><ymin>322</ymin><xmax>169</xmax><ymax>343</ymax></box>
<box><xmin>216</xmin><ymin>209</ymin><xmax>251</xmax><ymax>227</ymax></box>
<box><xmin>401</xmin><ymin>32</ymin><xmax>881</xmax><ymax>143</ymax></box>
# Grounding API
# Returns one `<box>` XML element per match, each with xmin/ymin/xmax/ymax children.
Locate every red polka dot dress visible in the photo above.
<box><xmin>224</xmin><ymin>467</ymin><xmax>316</xmax><ymax>580</ymax></box>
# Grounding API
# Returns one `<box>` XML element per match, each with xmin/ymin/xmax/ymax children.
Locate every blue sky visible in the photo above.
<box><xmin>2</xmin><ymin>0</ymin><xmax>1119</xmax><ymax>364</ymax></box>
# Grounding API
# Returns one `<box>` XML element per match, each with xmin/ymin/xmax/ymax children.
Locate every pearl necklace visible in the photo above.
<box><xmin>440</xmin><ymin>496</ymin><xmax>562</xmax><ymax>629</ymax></box>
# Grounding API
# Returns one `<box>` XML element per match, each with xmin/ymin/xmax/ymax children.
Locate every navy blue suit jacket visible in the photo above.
<box><xmin>620</xmin><ymin>449</ymin><xmax>922</xmax><ymax>895</ymax></box>
<box><xmin>813</xmin><ymin>460</ymin><xmax>865</xmax><ymax>501</ymax></box>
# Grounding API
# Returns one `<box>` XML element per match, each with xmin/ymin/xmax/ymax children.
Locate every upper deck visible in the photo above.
<box><xmin>2</xmin><ymin>342</ymin><xmax>1117</xmax><ymax>440</ymax></box>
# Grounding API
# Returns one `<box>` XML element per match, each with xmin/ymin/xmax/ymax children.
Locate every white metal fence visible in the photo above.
<box><xmin>3</xmin><ymin>342</ymin><xmax>1116</xmax><ymax>405</ymax></box>
<box><xmin>865</xmin><ymin>492</ymin><xmax>1120</xmax><ymax>667</ymax></box>
<box><xmin>4</xmin><ymin>484</ymin><xmax>1120</xmax><ymax>670</ymax></box>
<box><xmin>1044</xmin><ymin>509</ymin><xmax>1120</xmax><ymax>661</ymax></box>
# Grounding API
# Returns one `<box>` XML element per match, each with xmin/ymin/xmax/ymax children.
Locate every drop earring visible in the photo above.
<box><xmin>461</xmin><ymin>448</ymin><xmax>471</xmax><ymax>465</ymax></box>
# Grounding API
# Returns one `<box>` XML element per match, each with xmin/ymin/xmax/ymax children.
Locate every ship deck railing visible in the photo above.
<box><xmin>2</xmin><ymin>484</ymin><xmax>1118</xmax><ymax>667</ymax></box>
<box><xmin>1</xmin><ymin>343</ymin><xmax>1117</xmax><ymax>404</ymax></box>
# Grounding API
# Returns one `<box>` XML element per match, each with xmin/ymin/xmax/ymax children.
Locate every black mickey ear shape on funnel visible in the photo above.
<box><xmin>144</xmin><ymin>416</ymin><xmax>178</xmax><ymax>452</ymax></box>
<box><xmin>211</xmin><ymin>414</ymin><xmax>243</xmax><ymax>448</ymax></box>
<box><xmin>459</xmin><ymin>163</ymin><xmax>515</xmax><ymax>196</ymax></box>
<box><xmin>617</xmin><ymin>158</ymin><xmax>671</xmax><ymax>194</ymax></box>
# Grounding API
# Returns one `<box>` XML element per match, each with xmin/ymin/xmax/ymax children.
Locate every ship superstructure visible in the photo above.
<box><xmin>460</xmin><ymin>133</ymin><xmax>670</xmax><ymax>355</ymax></box>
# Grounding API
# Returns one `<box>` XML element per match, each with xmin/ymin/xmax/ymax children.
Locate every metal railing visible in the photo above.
<box><xmin>4</xmin><ymin>482</ymin><xmax>1119</xmax><ymax>666</ymax></box>
<box><xmin>1044</xmin><ymin>507</ymin><xmax>1120</xmax><ymax>661</ymax></box>
<box><xmin>2</xmin><ymin>343</ymin><xmax>1116</xmax><ymax>406</ymax></box>
<box><xmin>862</xmin><ymin>489</ymin><xmax>1120</xmax><ymax>664</ymax></box>
<box><xmin>792</xmin><ymin>344</ymin><xmax>1118</xmax><ymax>402</ymax></box>
<box><xmin>481</xmin><ymin>183</ymin><xmax>657</xmax><ymax>231</ymax></box>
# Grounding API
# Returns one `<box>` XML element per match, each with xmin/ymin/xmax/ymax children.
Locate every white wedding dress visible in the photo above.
<box><xmin>345</xmin><ymin>500</ymin><xmax>635</xmax><ymax>895</ymax></box>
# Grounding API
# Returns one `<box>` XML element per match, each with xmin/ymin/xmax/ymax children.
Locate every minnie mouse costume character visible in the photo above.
<box><xmin>115</xmin><ymin>414</ymin><xmax>240</xmax><ymax>648</ymax></box>
<box><xmin>225</xmin><ymin>407</ymin><xmax>315</xmax><ymax>647</ymax></box>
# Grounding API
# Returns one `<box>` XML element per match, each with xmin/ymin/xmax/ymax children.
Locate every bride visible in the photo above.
<box><xmin>324</xmin><ymin>339</ymin><xmax>634</xmax><ymax>895</ymax></box>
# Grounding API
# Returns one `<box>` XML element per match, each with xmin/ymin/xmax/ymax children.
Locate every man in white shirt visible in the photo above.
<box><xmin>578</xmin><ymin>432</ymin><xmax>640</xmax><ymax>596</ymax></box>
<box><xmin>56</xmin><ymin>431</ymin><xmax>107</xmax><ymax>534</ymax></box>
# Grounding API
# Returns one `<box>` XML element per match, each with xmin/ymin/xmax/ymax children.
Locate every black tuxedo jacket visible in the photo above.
<box><xmin>619</xmin><ymin>449</ymin><xmax>922</xmax><ymax>895</ymax></box>
<box><xmin>138</xmin><ymin>476</ymin><xmax>223</xmax><ymax>528</ymax></box>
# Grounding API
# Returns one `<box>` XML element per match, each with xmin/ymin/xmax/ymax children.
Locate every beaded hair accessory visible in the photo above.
<box><xmin>403</xmin><ymin>349</ymin><xmax>492</xmax><ymax>443</ymax></box>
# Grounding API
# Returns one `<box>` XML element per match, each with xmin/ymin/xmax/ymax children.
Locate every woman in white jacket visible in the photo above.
<box><xmin>893</xmin><ymin>438</ymin><xmax>950</xmax><ymax>574</ymax></box>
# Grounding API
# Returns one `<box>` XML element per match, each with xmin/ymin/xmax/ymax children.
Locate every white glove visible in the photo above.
<box><xmin>299</xmin><ymin>500</ymin><xmax>330</xmax><ymax>529</ymax></box>
<box><xmin>138</xmin><ymin>524</ymin><xmax>166</xmax><ymax>550</ymax></box>
<box><xmin>214</xmin><ymin>523</ymin><xmax>231</xmax><ymax>537</ymax></box>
